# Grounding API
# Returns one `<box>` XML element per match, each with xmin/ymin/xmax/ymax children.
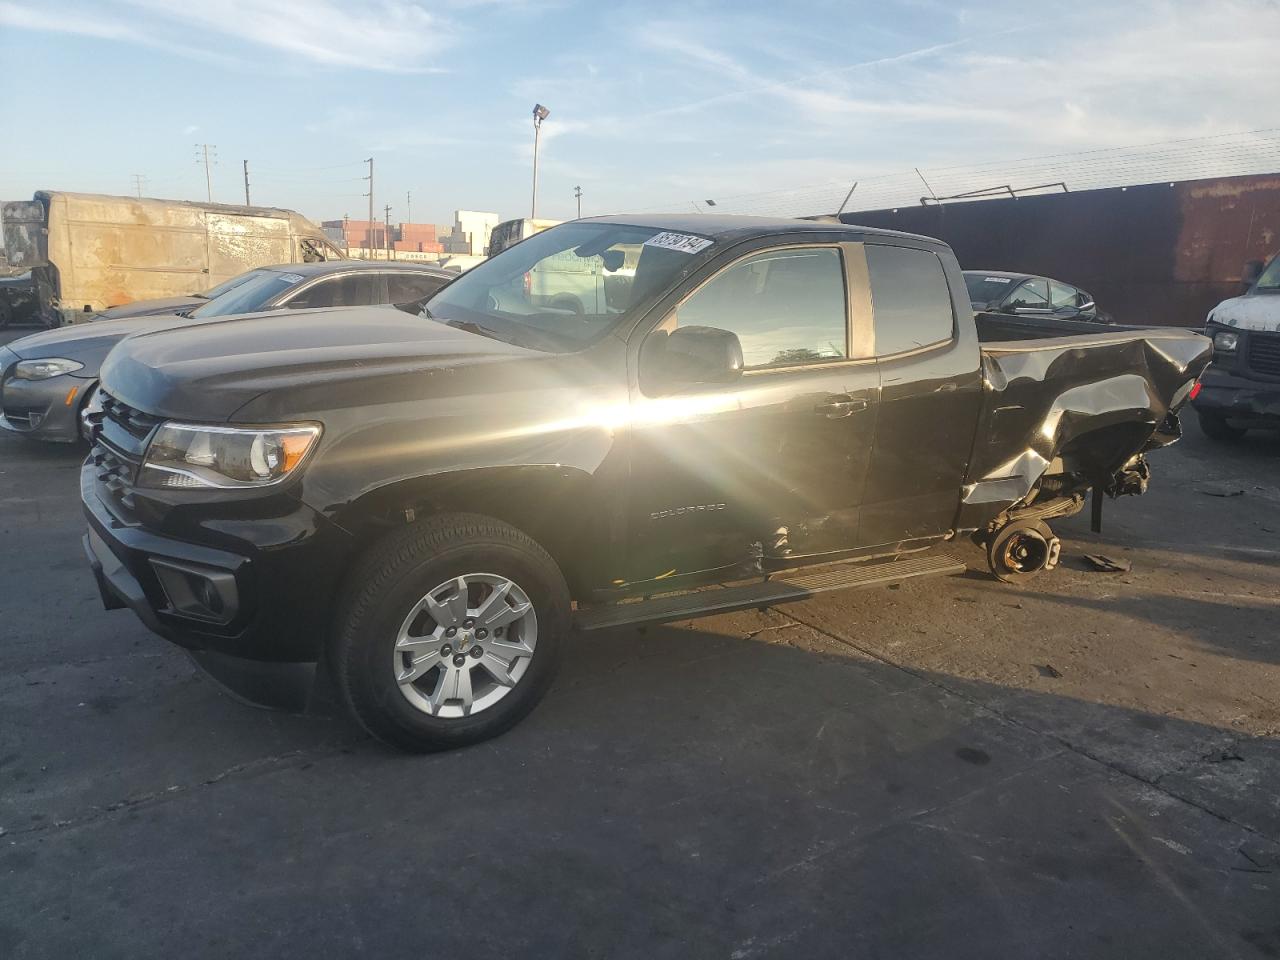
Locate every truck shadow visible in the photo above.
<box><xmin>5</xmin><ymin>615</ymin><xmax>1276</xmax><ymax>959</ymax></box>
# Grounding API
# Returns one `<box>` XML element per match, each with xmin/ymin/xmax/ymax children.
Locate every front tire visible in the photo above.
<box><xmin>1197</xmin><ymin>410</ymin><xmax>1247</xmax><ymax>443</ymax></box>
<box><xmin>332</xmin><ymin>513</ymin><xmax>570</xmax><ymax>752</ymax></box>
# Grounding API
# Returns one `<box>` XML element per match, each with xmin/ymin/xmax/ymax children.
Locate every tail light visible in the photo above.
<box><xmin>1189</xmin><ymin>381</ymin><xmax>1202</xmax><ymax>401</ymax></box>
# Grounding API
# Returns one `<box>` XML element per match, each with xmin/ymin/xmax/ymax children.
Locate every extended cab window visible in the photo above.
<box><xmin>866</xmin><ymin>244</ymin><xmax>954</xmax><ymax>355</ymax></box>
<box><xmin>674</xmin><ymin>247</ymin><xmax>847</xmax><ymax>368</ymax></box>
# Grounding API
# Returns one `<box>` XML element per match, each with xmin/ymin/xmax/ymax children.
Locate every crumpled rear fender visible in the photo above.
<box><xmin>957</xmin><ymin>330</ymin><xmax>1210</xmax><ymax>529</ymax></box>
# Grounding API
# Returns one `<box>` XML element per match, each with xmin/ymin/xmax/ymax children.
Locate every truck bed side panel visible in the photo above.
<box><xmin>957</xmin><ymin>330</ymin><xmax>1210</xmax><ymax>530</ymax></box>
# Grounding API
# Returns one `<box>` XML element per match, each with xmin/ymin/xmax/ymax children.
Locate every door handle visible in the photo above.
<box><xmin>815</xmin><ymin>396</ymin><xmax>869</xmax><ymax>418</ymax></box>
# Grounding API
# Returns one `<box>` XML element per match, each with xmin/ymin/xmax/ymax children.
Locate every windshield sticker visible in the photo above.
<box><xmin>278</xmin><ymin>273</ymin><xmax>305</xmax><ymax>284</ymax></box>
<box><xmin>983</xmin><ymin>276</ymin><xmax>1012</xmax><ymax>283</ymax></box>
<box><xmin>644</xmin><ymin>232</ymin><xmax>714</xmax><ymax>255</ymax></box>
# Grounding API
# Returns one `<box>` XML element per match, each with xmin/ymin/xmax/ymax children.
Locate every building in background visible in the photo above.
<box><xmin>321</xmin><ymin>218</ymin><xmax>444</xmax><ymax>259</ymax></box>
<box><xmin>323</xmin><ymin>210</ymin><xmax>498</xmax><ymax>260</ymax></box>
<box><xmin>438</xmin><ymin>210</ymin><xmax>500</xmax><ymax>256</ymax></box>
<box><xmin>836</xmin><ymin>173</ymin><xmax>1280</xmax><ymax>327</ymax></box>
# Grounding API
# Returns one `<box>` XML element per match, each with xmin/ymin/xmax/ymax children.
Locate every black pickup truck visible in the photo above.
<box><xmin>81</xmin><ymin>215</ymin><xmax>1211</xmax><ymax>751</ymax></box>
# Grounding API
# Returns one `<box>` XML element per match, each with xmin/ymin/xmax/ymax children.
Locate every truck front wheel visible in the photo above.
<box><xmin>332</xmin><ymin>513</ymin><xmax>570</xmax><ymax>752</ymax></box>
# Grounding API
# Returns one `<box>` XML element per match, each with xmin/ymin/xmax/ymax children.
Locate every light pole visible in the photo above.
<box><xmin>531</xmin><ymin>103</ymin><xmax>549</xmax><ymax>219</ymax></box>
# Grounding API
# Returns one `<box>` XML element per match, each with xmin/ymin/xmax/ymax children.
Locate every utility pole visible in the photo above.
<box><xmin>342</xmin><ymin>214</ymin><xmax>350</xmax><ymax>256</ymax></box>
<box><xmin>574</xmin><ymin>185</ymin><xmax>582</xmax><ymax>219</ymax></box>
<box><xmin>384</xmin><ymin>204</ymin><xmax>393</xmax><ymax>261</ymax></box>
<box><xmin>363</xmin><ymin>157</ymin><xmax>374</xmax><ymax>260</ymax></box>
<box><xmin>131</xmin><ymin>174</ymin><xmax>147</xmax><ymax>198</ymax></box>
<box><xmin>406</xmin><ymin>191</ymin><xmax>412</xmax><ymax>225</ymax></box>
<box><xmin>242</xmin><ymin>160</ymin><xmax>251</xmax><ymax>206</ymax></box>
<box><xmin>194</xmin><ymin>144</ymin><xmax>217</xmax><ymax>202</ymax></box>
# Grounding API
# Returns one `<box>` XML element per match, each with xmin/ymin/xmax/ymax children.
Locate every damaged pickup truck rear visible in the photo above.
<box><xmin>80</xmin><ymin>216</ymin><xmax>1210</xmax><ymax>751</ymax></box>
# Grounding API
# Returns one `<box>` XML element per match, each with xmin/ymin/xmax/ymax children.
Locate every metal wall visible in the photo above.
<box><xmin>838</xmin><ymin>174</ymin><xmax>1280</xmax><ymax>327</ymax></box>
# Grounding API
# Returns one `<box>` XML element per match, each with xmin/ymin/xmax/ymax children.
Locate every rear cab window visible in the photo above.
<box><xmin>865</xmin><ymin>245</ymin><xmax>955</xmax><ymax>355</ymax></box>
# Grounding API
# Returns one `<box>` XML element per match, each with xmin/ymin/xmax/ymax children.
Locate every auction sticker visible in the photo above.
<box><xmin>983</xmin><ymin>276</ymin><xmax>1012</xmax><ymax>283</ymax></box>
<box><xmin>644</xmin><ymin>232</ymin><xmax>714</xmax><ymax>255</ymax></box>
<box><xmin>278</xmin><ymin>273</ymin><xmax>306</xmax><ymax>284</ymax></box>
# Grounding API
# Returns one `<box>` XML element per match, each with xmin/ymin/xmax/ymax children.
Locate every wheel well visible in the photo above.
<box><xmin>1055</xmin><ymin>420</ymin><xmax>1153</xmax><ymax>484</ymax></box>
<box><xmin>335</xmin><ymin>467</ymin><xmax>603</xmax><ymax>596</ymax></box>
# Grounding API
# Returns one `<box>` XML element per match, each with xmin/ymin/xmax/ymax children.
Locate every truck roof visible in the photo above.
<box><xmin>581</xmin><ymin>213</ymin><xmax>944</xmax><ymax>246</ymax></box>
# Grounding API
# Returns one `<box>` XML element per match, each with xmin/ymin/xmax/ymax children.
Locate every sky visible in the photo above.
<box><xmin>2</xmin><ymin>0</ymin><xmax>1278</xmax><ymax>227</ymax></box>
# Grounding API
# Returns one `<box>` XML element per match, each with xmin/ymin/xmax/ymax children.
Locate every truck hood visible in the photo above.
<box><xmin>99</xmin><ymin>306</ymin><xmax>542</xmax><ymax>422</ymax></box>
<box><xmin>1207</xmin><ymin>292</ymin><xmax>1280</xmax><ymax>332</ymax></box>
<box><xmin>6</xmin><ymin>314</ymin><xmax>190</xmax><ymax>371</ymax></box>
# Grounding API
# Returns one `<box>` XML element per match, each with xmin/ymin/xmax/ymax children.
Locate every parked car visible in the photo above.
<box><xmin>964</xmin><ymin>271</ymin><xmax>1110</xmax><ymax>322</ymax></box>
<box><xmin>0</xmin><ymin>260</ymin><xmax>451</xmax><ymax>442</ymax></box>
<box><xmin>1191</xmin><ymin>253</ymin><xmax>1280</xmax><ymax>440</ymax></box>
<box><xmin>81</xmin><ymin>215</ymin><xmax>1209</xmax><ymax>752</ymax></box>
<box><xmin>75</xmin><ymin>271</ymin><xmax>262</xmax><ymax>324</ymax></box>
<box><xmin>1</xmin><ymin>191</ymin><xmax>347</xmax><ymax>328</ymax></box>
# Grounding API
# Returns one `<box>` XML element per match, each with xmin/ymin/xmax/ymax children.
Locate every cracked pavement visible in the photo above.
<box><xmin>1</xmin><ymin>330</ymin><xmax>1278</xmax><ymax>959</ymax></box>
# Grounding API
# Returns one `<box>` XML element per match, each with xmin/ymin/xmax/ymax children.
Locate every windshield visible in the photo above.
<box><xmin>189</xmin><ymin>270</ymin><xmax>301</xmax><ymax>318</ymax></box>
<box><xmin>423</xmin><ymin>222</ymin><xmax>712</xmax><ymax>352</ymax></box>
<box><xmin>196</xmin><ymin>270</ymin><xmax>264</xmax><ymax>300</ymax></box>
<box><xmin>964</xmin><ymin>274</ymin><xmax>1018</xmax><ymax>305</ymax></box>
<box><xmin>1254</xmin><ymin>256</ymin><xmax>1280</xmax><ymax>291</ymax></box>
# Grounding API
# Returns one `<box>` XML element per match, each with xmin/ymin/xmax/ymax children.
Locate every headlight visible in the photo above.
<box><xmin>1212</xmin><ymin>330</ymin><xmax>1238</xmax><ymax>354</ymax></box>
<box><xmin>139</xmin><ymin>422</ymin><xmax>321</xmax><ymax>489</ymax></box>
<box><xmin>13</xmin><ymin>358</ymin><xmax>84</xmax><ymax>380</ymax></box>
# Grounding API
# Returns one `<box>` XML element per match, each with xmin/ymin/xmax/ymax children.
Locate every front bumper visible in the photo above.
<box><xmin>1191</xmin><ymin>366</ymin><xmax>1280</xmax><ymax>424</ymax></box>
<box><xmin>0</xmin><ymin>374</ymin><xmax>93</xmax><ymax>442</ymax></box>
<box><xmin>81</xmin><ymin>463</ymin><xmax>356</xmax><ymax>709</ymax></box>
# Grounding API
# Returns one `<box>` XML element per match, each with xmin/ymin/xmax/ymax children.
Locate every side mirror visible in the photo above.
<box><xmin>642</xmin><ymin>324</ymin><xmax>744</xmax><ymax>393</ymax></box>
<box><xmin>1242</xmin><ymin>259</ymin><xmax>1265</xmax><ymax>292</ymax></box>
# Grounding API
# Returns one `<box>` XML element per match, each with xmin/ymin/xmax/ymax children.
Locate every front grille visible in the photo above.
<box><xmin>100</xmin><ymin>391</ymin><xmax>163</xmax><ymax>440</ymax></box>
<box><xmin>90</xmin><ymin>441</ymin><xmax>136</xmax><ymax>494</ymax></box>
<box><xmin>1246</xmin><ymin>331</ymin><xmax>1280</xmax><ymax>378</ymax></box>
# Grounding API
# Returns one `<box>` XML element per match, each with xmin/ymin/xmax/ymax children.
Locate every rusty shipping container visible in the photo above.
<box><xmin>836</xmin><ymin>173</ymin><xmax>1280</xmax><ymax>327</ymax></box>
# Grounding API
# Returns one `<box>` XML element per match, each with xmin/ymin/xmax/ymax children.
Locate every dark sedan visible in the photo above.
<box><xmin>964</xmin><ymin>271</ymin><xmax>1110</xmax><ymax>323</ymax></box>
<box><xmin>0</xmin><ymin>260</ymin><xmax>451</xmax><ymax>442</ymax></box>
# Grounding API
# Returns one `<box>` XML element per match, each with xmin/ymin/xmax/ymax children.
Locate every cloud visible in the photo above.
<box><xmin>182</xmin><ymin>124</ymin><xmax>200</xmax><ymax>135</ymax></box>
<box><xmin>2</xmin><ymin>0</ymin><xmax>457</xmax><ymax>72</ymax></box>
<box><xmin>0</xmin><ymin>1</ymin><xmax>137</xmax><ymax>39</ymax></box>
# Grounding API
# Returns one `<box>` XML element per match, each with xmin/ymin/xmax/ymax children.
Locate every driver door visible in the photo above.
<box><xmin>622</xmin><ymin>242</ymin><xmax>879</xmax><ymax>584</ymax></box>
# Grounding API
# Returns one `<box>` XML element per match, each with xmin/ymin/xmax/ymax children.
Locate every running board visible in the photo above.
<box><xmin>575</xmin><ymin>553</ymin><xmax>966</xmax><ymax>632</ymax></box>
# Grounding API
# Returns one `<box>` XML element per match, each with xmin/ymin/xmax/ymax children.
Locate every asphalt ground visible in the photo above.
<box><xmin>1</xmin><ymin>326</ymin><xmax>1278</xmax><ymax>959</ymax></box>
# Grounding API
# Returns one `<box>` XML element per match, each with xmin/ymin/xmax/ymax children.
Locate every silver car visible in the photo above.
<box><xmin>0</xmin><ymin>261</ymin><xmax>451</xmax><ymax>442</ymax></box>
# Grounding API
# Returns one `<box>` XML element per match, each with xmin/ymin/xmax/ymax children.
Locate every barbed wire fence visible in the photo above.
<box><xmin>635</xmin><ymin>128</ymin><xmax>1280</xmax><ymax>219</ymax></box>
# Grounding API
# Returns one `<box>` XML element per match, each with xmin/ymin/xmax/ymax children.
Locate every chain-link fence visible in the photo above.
<box><xmin>635</xmin><ymin>128</ymin><xmax>1280</xmax><ymax>219</ymax></box>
